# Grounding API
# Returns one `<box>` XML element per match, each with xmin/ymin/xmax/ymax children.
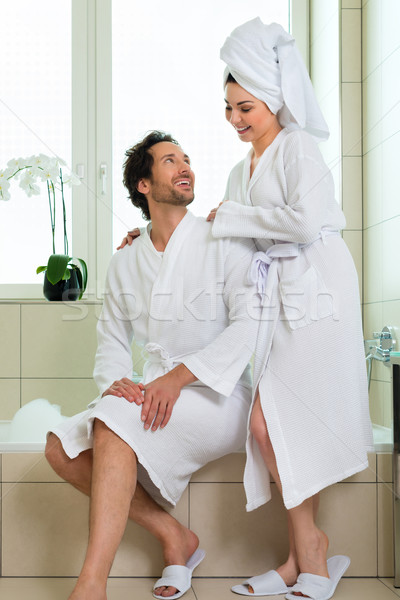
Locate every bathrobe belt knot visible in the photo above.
<box><xmin>144</xmin><ymin>343</ymin><xmax>192</xmax><ymax>375</ymax></box>
<box><xmin>247</xmin><ymin>230</ymin><xmax>340</xmax><ymax>296</ymax></box>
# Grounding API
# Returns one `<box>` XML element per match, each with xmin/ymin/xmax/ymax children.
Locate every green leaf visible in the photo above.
<box><xmin>62</xmin><ymin>268</ymin><xmax>71</xmax><ymax>281</ymax></box>
<box><xmin>46</xmin><ymin>254</ymin><xmax>71</xmax><ymax>285</ymax></box>
<box><xmin>36</xmin><ymin>265</ymin><xmax>47</xmax><ymax>274</ymax></box>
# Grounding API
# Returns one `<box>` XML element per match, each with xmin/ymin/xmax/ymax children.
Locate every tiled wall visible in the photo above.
<box><xmin>0</xmin><ymin>302</ymin><xmax>146</xmax><ymax>422</ymax></box>
<box><xmin>310</xmin><ymin>0</ymin><xmax>363</xmax><ymax>298</ymax></box>
<box><xmin>362</xmin><ymin>0</ymin><xmax>400</xmax><ymax>428</ymax></box>
<box><xmin>0</xmin><ymin>451</ymin><xmax>392</xmax><ymax>578</ymax></box>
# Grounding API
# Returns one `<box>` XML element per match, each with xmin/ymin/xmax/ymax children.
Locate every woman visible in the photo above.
<box><xmin>206</xmin><ymin>18</ymin><xmax>373</xmax><ymax>600</ymax></box>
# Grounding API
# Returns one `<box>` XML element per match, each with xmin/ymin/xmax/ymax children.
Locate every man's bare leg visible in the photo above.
<box><xmin>46</xmin><ymin>430</ymin><xmax>198</xmax><ymax>598</ymax></box>
<box><xmin>68</xmin><ymin>419</ymin><xmax>138</xmax><ymax>600</ymax></box>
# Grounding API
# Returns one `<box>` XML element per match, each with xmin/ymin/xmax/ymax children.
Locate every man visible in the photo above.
<box><xmin>45</xmin><ymin>131</ymin><xmax>259</xmax><ymax>600</ymax></box>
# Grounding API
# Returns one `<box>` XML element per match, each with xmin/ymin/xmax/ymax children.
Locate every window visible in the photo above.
<box><xmin>0</xmin><ymin>0</ymin><xmax>72</xmax><ymax>293</ymax></box>
<box><xmin>1</xmin><ymin>0</ymin><xmax>303</xmax><ymax>299</ymax></box>
<box><xmin>111</xmin><ymin>0</ymin><xmax>290</xmax><ymax>247</ymax></box>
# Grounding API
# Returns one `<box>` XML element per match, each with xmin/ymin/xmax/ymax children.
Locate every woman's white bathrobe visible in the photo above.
<box><xmin>51</xmin><ymin>211</ymin><xmax>260</xmax><ymax>507</ymax></box>
<box><xmin>212</xmin><ymin>128</ymin><xmax>374</xmax><ymax>511</ymax></box>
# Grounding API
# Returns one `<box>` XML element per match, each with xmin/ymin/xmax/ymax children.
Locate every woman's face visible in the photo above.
<box><xmin>224</xmin><ymin>82</ymin><xmax>280</xmax><ymax>146</ymax></box>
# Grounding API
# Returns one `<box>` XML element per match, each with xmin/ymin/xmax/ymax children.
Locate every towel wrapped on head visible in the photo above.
<box><xmin>220</xmin><ymin>18</ymin><xmax>329</xmax><ymax>141</ymax></box>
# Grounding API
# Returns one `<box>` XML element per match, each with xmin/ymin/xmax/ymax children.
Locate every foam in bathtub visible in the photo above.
<box><xmin>9</xmin><ymin>399</ymin><xmax>67</xmax><ymax>443</ymax></box>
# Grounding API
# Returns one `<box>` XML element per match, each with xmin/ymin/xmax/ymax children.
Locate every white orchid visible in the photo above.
<box><xmin>19</xmin><ymin>169</ymin><xmax>41</xmax><ymax>197</ymax></box>
<box><xmin>1</xmin><ymin>153</ymin><xmax>87</xmax><ymax>299</ymax></box>
<box><xmin>0</xmin><ymin>177</ymin><xmax>11</xmax><ymax>201</ymax></box>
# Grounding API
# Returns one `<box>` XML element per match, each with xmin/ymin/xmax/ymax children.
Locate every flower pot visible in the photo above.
<box><xmin>43</xmin><ymin>270</ymin><xmax>82</xmax><ymax>301</ymax></box>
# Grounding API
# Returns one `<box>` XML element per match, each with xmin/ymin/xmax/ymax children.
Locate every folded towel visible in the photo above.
<box><xmin>221</xmin><ymin>18</ymin><xmax>329</xmax><ymax>140</ymax></box>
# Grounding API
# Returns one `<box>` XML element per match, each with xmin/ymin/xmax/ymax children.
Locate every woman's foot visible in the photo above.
<box><xmin>246</xmin><ymin>556</ymin><xmax>299</xmax><ymax>594</ymax></box>
<box><xmin>153</xmin><ymin>524</ymin><xmax>199</xmax><ymax>598</ymax></box>
<box><xmin>68</xmin><ymin>578</ymin><xmax>107</xmax><ymax>600</ymax></box>
<box><xmin>292</xmin><ymin>528</ymin><xmax>329</xmax><ymax>598</ymax></box>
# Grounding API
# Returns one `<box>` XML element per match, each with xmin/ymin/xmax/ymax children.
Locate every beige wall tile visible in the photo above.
<box><xmin>342</xmin><ymin>157</ymin><xmax>362</xmax><ymax>229</ymax></box>
<box><xmin>378</xmin><ymin>483</ymin><xmax>394</xmax><ymax>577</ymax></box>
<box><xmin>21</xmin><ymin>378</ymin><xmax>98</xmax><ymax>417</ymax></box>
<box><xmin>191</xmin><ymin>452</ymin><xmax>246</xmax><ymax>483</ymax></box>
<box><xmin>21</xmin><ymin>304</ymin><xmax>98</xmax><ymax>378</ymax></box>
<box><xmin>362</xmin><ymin>0</ymin><xmax>382</xmax><ymax>79</ymax></box>
<box><xmin>363</xmin><ymin>225</ymin><xmax>383</xmax><ymax>304</ymax></box>
<box><xmin>342</xmin><ymin>9</ymin><xmax>362</xmax><ymax>82</ymax></box>
<box><xmin>0</xmin><ymin>379</ymin><xmax>20</xmax><ymax>420</ymax></box>
<box><xmin>363</xmin><ymin>146</ymin><xmax>382</xmax><ymax>229</ymax></box>
<box><xmin>342</xmin><ymin>0</ymin><xmax>361</xmax><ymax>7</ymax></box>
<box><xmin>111</xmin><ymin>488</ymin><xmax>189</xmax><ymax>576</ymax></box>
<box><xmin>377</xmin><ymin>453</ymin><xmax>392</xmax><ymax>483</ymax></box>
<box><xmin>1</xmin><ymin>480</ymin><xmax>189</xmax><ymax>577</ymax></box>
<box><xmin>382</xmin><ymin>217</ymin><xmax>400</xmax><ymax>302</ymax></box>
<box><xmin>0</xmin><ymin>305</ymin><xmax>20</xmax><ymax>378</ymax></box>
<box><xmin>190</xmin><ymin>483</ymin><xmax>288</xmax><ymax>577</ymax></box>
<box><xmin>343</xmin><ymin>230</ymin><xmax>362</xmax><ymax>298</ymax></box>
<box><xmin>318</xmin><ymin>483</ymin><xmax>377</xmax><ymax>576</ymax></box>
<box><xmin>2</xmin><ymin>452</ymin><xmax>62</xmax><ymax>483</ymax></box>
<box><xmin>342</xmin><ymin>83</ymin><xmax>362</xmax><ymax>155</ymax></box>
<box><xmin>2</xmin><ymin>482</ymin><xmax>89</xmax><ymax>576</ymax></box>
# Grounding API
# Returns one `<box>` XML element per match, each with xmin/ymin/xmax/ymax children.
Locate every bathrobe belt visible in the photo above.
<box><xmin>247</xmin><ymin>229</ymin><xmax>340</xmax><ymax>296</ymax></box>
<box><xmin>144</xmin><ymin>343</ymin><xmax>193</xmax><ymax>375</ymax></box>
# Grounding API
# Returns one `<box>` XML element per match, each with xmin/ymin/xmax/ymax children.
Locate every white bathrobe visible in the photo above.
<box><xmin>51</xmin><ymin>211</ymin><xmax>260</xmax><ymax>507</ymax></box>
<box><xmin>212</xmin><ymin>128</ymin><xmax>374</xmax><ymax>511</ymax></box>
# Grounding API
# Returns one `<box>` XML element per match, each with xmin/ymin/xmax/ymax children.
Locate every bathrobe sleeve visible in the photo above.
<box><xmin>182</xmin><ymin>237</ymin><xmax>260</xmax><ymax>397</ymax></box>
<box><xmin>93</xmin><ymin>258</ymin><xmax>135</xmax><ymax>398</ymax></box>
<box><xmin>212</xmin><ymin>131</ymin><xmax>341</xmax><ymax>244</ymax></box>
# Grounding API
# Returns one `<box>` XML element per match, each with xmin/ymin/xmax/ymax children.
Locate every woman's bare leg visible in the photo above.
<box><xmin>248</xmin><ymin>395</ymin><xmax>328</xmax><ymax>595</ymax></box>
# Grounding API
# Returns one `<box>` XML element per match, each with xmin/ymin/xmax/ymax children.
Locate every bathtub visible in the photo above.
<box><xmin>0</xmin><ymin>420</ymin><xmax>45</xmax><ymax>453</ymax></box>
<box><xmin>0</xmin><ymin>420</ymin><xmax>393</xmax><ymax>453</ymax></box>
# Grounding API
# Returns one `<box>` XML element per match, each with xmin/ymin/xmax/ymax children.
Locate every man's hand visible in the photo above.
<box><xmin>141</xmin><ymin>364</ymin><xmax>196</xmax><ymax>431</ymax></box>
<box><xmin>116</xmin><ymin>228</ymin><xmax>141</xmax><ymax>250</ymax></box>
<box><xmin>102</xmin><ymin>377</ymin><xmax>145</xmax><ymax>404</ymax></box>
<box><xmin>206</xmin><ymin>201</ymin><xmax>224</xmax><ymax>222</ymax></box>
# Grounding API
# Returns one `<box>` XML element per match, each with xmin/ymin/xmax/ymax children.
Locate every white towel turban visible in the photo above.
<box><xmin>220</xmin><ymin>18</ymin><xmax>329</xmax><ymax>141</ymax></box>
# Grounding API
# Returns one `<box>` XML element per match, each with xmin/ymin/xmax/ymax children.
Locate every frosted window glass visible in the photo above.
<box><xmin>112</xmin><ymin>1</ymin><xmax>289</xmax><ymax>247</ymax></box>
<box><xmin>0</xmin><ymin>0</ymin><xmax>71</xmax><ymax>284</ymax></box>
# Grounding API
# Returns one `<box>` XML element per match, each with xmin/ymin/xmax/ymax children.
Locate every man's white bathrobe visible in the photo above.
<box><xmin>51</xmin><ymin>211</ymin><xmax>260</xmax><ymax>507</ymax></box>
<box><xmin>213</xmin><ymin>128</ymin><xmax>374</xmax><ymax>511</ymax></box>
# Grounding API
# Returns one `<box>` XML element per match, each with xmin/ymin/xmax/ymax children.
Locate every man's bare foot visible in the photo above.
<box><xmin>153</xmin><ymin>524</ymin><xmax>199</xmax><ymax>598</ymax></box>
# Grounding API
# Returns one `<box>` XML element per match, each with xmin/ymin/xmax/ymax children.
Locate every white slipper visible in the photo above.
<box><xmin>152</xmin><ymin>548</ymin><xmax>206</xmax><ymax>600</ymax></box>
<box><xmin>285</xmin><ymin>555</ymin><xmax>350</xmax><ymax>600</ymax></box>
<box><xmin>232</xmin><ymin>569</ymin><xmax>291</xmax><ymax>596</ymax></box>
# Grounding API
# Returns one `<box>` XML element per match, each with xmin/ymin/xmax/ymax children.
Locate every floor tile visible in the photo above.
<box><xmin>0</xmin><ymin>577</ymin><xmax>195</xmax><ymax>599</ymax></box>
<box><xmin>0</xmin><ymin>577</ymin><xmax>397</xmax><ymax>599</ymax></box>
<box><xmin>192</xmin><ymin>578</ymin><xmax>400</xmax><ymax>599</ymax></box>
<box><xmin>380</xmin><ymin>578</ymin><xmax>400</xmax><ymax>597</ymax></box>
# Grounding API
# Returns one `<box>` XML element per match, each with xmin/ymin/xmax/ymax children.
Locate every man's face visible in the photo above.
<box><xmin>145</xmin><ymin>141</ymin><xmax>195</xmax><ymax>208</ymax></box>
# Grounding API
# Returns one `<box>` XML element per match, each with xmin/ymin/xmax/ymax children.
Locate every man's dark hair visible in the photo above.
<box><xmin>123</xmin><ymin>130</ymin><xmax>179</xmax><ymax>221</ymax></box>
